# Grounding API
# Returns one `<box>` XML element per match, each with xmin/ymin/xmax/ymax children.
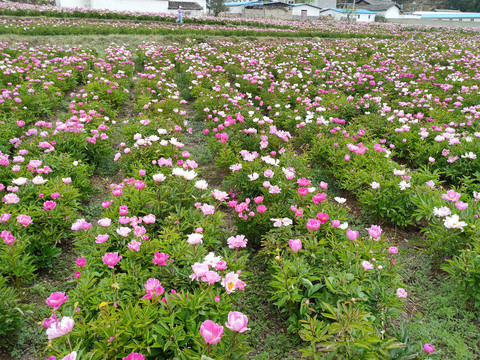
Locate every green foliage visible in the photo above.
<box><xmin>0</xmin><ymin>277</ymin><xmax>34</xmax><ymax>349</ymax></box>
<box><xmin>299</xmin><ymin>301</ymin><xmax>403</xmax><ymax>359</ymax></box>
<box><xmin>442</xmin><ymin>241</ymin><xmax>480</xmax><ymax>308</ymax></box>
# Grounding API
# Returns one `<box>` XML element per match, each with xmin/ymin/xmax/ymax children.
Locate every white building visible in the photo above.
<box><xmin>319</xmin><ymin>8</ymin><xmax>376</xmax><ymax>22</ymax></box>
<box><xmin>55</xmin><ymin>0</ymin><xmax>205</xmax><ymax>15</ymax></box>
<box><xmin>290</xmin><ymin>3</ymin><xmax>323</xmax><ymax>19</ymax></box>
<box><xmin>354</xmin><ymin>0</ymin><xmax>400</xmax><ymax>18</ymax></box>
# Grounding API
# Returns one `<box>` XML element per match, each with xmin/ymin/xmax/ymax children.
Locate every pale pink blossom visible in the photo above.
<box><xmin>225</xmin><ymin>311</ymin><xmax>250</xmax><ymax>333</ymax></box>
<box><xmin>46</xmin><ymin>317</ymin><xmax>74</xmax><ymax>340</ymax></box>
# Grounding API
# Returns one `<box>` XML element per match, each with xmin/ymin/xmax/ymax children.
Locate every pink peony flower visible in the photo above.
<box><xmin>190</xmin><ymin>262</ymin><xmax>209</xmax><ymax>280</ymax></box>
<box><xmin>102</xmin><ymin>252</ymin><xmax>122</xmax><ymax>269</ymax></box>
<box><xmin>312</xmin><ymin>192</ymin><xmax>327</xmax><ymax>204</ymax></box>
<box><xmin>187</xmin><ymin>233</ymin><xmax>203</xmax><ymax>246</ymax></box>
<box><xmin>441</xmin><ymin>190</ymin><xmax>461</xmax><ymax>202</ymax></box>
<box><xmin>297</xmin><ymin>177</ymin><xmax>311</xmax><ymax>187</ymax></box>
<box><xmin>128</xmin><ymin>240</ymin><xmax>142</xmax><ymax>251</ymax></box>
<box><xmin>116</xmin><ymin>227</ymin><xmax>131</xmax><ymax>237</ymax></box>
<box><xmin>423</xmin><ymin>344</ymin><xmax>434</xmax><ymax>354</ymax></box>
<box><xmin>71</xmin><ymin>218</ymin><xmax>92</xmax><ymax>231</ymax></box>
<box><xmin>41</xmin><ymin>313</ymin><xmax>59</xmax><ymax>329</ymax></box>
<box><xmin>317</xmin><ymin>212</ymin><xmax>330</xmax><ymax>224</ymax></box>
<box><xmin>455</xmin><ymin>201</ymin><xmax>468</xmax><ymax>210</ymax></box>
<box><xmin>346</xmin><ymin>229</ymin><xmax>359</xmax><ymax>241</ymax></box>
<box><xmin>225</xmin><ymin>311</ymin><xmax>250</xmax><ymax>333</ymax></box>
<box><xmin>134</xmin><ymin>180</ymin><xmax>146</xmax><ymax>190</ymax></box>
<box><xmin>152</xmin><ymin>173</ymin><xmax>166</xmax><ymax>182</ymax></box>
<box><xmin>75</xmin><ymin>257</ymin><xmax>86</xmax><ymax>267</ymax></box>
<box><xmin>102</xmin><ymin>200</ymin><xmax>113</xmax><ymax>208</ymax></box>
<box><xmin>97</xmin><ymin>218</ymin><xmax>112</xmax><ymax>227</ymax></box>
<box><xmin>227</xmin><ymin>235</ymin><xmax>248</xmax><ymax>248</ymax></box>
<box><xmin>396</xmin><ymin>288</ymin><xmax>408</xmax><ymax>298</ymax></box>
<box><xmin>215</xmin><ymin>261</ymin><xmax>227</xmax><ymax>271</ymax></box>
<box><xmin>200</xmin><ymin>204</ymin><xmax>215</xmax><ymax>215</ymax></box>
<box><xmin>361</xmin><ymin>261</ymin><xmax>374</xmax><ymax>270</ymax></box>
<box><xmin>366</xmin><ymin>225</ymin><xmax>382</xmax><ymax>239</ymax></box>
<box><xmin>200</xmin><ymin>320</ymin><xmax>224</xmax><ymax>345</ymax></box>
<box><xmin>257</xmin><ymin>205</ymin><xmax>267</xmax><ymax>213</ymax></box>
<box><xmin>45</xmin><ymin>292</ymin><xmax>68</xmax><ymax>310</ymax></box>
<box><xmin>123</xmin><ymin>353</ymin><xmax>145</xmax><ymax>360</ymax></box>
<box><xmin>0</xmin><ymin>213</ymin><xmax>11</xmax><ymax>223</ymax></box>
<box><xmin>119</xmin><ymin>205</ymin><xmax>128</xmax><ymax>215</ymax></box>
<box><xmin>43</xmin><ymin>201</ymin><xmax>56</xmax><ymax>210</ymax></box>
<box><xmin>289</xmin><ymin>239</ymin><xmax>302</xmax><ymax>252</ymax></box>
<box><xmin>388</xmin><ymin>247</ymin><xmax>398</xmax><ymax>255</ymax></box>
<box><xmin>133</xmin><ymin>226</ymin><xmax>146</xmax><ymax>237</ymax></box>
<box><xmin>306</xmin><ymin>218</ymin><xmax>321</xmax><ymax>231</ymax></box>
<box><xmin>298</xmin><ymin>187</ymin><xmax>309</xmax><ymax>196</ymax></box>
<box><xmin>153</xmin><ymin>252</ymin><xmax>169</xmax><ymax>266</ymax></box>
<box><xmin>222</xmin><ymin>272</ymin><xmax>243</xmax><ymax>294</ymax></box>
<box><xmin>1</xmin><ymin>230</ymin><xmax>15</xmax><ymax>245</ymax></box>
<box><xmin>46</xmin><ymin>316</ymin><xmax>74</xmax><ymax>339</ymax></box>
<box><xmin>17</xmin><ymin>214</ymin><xmax>33</xmax><ymax>227</ymax></box>
<box><xmin>143</xmin><ymin>214</ymin><xmax>156</xmax><ymax>224</ymax></box>
<box><xmin>61</xmin><ymin>352</ymin><xmax>77</xmax><ymax>360</ymax></box>
<box><xmin>3</xmin><ymin>193</ymin><xmax>20</xmax><ymax>204</ymax></box>
<box><xmin>202</xmin><ymin>270</ymin><xmax>221</xmax><ymax>285</ymax></box>
<box><xmin>254</xmin><ymin>196</ymin><xmax>264</xmax><ymax>203</ymax></box>
<box><xmin>143</xmin><ymin>278</ymin><xmax>164</xmax><ymax>299</ymax></box>
<box><xmin>95</xmin><ymin>234</ymin><xmax>109</xmax><ymax>244</ymax></box>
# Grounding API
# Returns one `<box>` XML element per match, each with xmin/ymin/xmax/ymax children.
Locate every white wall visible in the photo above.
<box><xmin>355</xmin><ymin>12</ymin><xmax>374</xmax><ymax>22</ymax></box>
<box><xmin>320</xmin><ymin>10</ymin><xmax>373</xmax><ymax>22</ymax></box>
<box><xmin>388</xmin><ymin>17</ymin><xmax>480</xmax><ymax>27</ymax></box>
<box><xmin>226</xmin><ymin>6</ymin><xmax>245</xmax><ymax>14</ymax></box>
<box><xmin>58</xmin><ymin>0</ymin><xmax>91</xmax><ymax>8</ymax></box>
<box><xmin>384</xmin><ymin>6</ymin><xmax>399</xmax><ymax>18</ymax></box>
<box><xmin>292</xmin><ymin>5</ymin><xmax>320</xmax><ymax>17</ymax></box>
<box><xmin>91</xmin><ymin>0</ymin><xmax>169</xmax><ymax>12</ymax></box>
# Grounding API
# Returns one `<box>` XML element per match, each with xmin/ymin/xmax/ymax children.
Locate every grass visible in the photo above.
<box><xmin>239</xmin><ymin>253</ymin><xmax>302</xmax><ymax>359</ymax></box>
<box><xmin>398</xmin><ymin>239</ymin><xmax>480</xmax><ymax>360</ymax></box>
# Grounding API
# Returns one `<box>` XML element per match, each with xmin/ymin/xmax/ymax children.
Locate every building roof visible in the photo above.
<box><xmin>226</xmin><ymin>1</ymin><xmax>322</xmax><ymax>8</ymax></box>
<box><xmin>320</xmin><ymin>8</ymin><xmax>376</xmax><ymax>14</ymax></box>
<box><xmin>434</xmin><ymin>9</ymin><xmax>461</xmax><ymax>12</ymax></box>
<box><xmin>289</xmin><ymin>3</ymin><xmax>323</xmax><ymax>9</ymax></box>
<box><xmin>224</xmin><ymin>0</ymin><xmax>262</xmax><ymax>6</ymax></box>
<box><xmin>421</xmin><ymin>13</ymin><xmax>480</xmax><ymax>19</ymax></box>
<box><xmin>168</xmin><ymin>1</ymin><xmax>203</xmax><ymax>10</ymax></box>
<box><xmin>355</xmin><ymin>0</ymin><xmax>399</xmax><ymax>11</ymax></box>
<box><xmin>245</xmin><ymin>1</ymin><xmax>291</xmax><ymax>8</ymax></box>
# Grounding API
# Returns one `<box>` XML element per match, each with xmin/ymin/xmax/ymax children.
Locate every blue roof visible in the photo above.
<box><xmin>224</xmin><ymin>1</ymin><xmax>262</xmax><ymax>6</ymax></box>
<box><xmin>324</xmin><ymin>8</ymin><xmax>376</xmax><ymax>14</ymax></box>
<box><xmin>421</xmin><ymin>13</ymin><xmax>480</xmax><ymax>19</ymax></box>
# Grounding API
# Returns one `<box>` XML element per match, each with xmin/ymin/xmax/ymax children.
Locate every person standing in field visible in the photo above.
<box><xmin>176</xmin><ymin>6</ymin><xmax>183</xmax><ymax>24</ymax></box>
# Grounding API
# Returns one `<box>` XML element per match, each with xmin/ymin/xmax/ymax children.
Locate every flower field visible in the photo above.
<box><xmin>1</xmin><ymin>9</ymin><xmax>480</xmax><ymax>360</ymax></box>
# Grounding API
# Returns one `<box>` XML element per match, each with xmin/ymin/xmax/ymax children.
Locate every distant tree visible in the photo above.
<box><xmin>207</xmin><ymin>0</ymin><xmax>229</xmax><ymax>16</ymax></box>
<box><xmin>447</xmin><ymin>0</ymin><xmax>480</xmax><ymax>12</ymax></box>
